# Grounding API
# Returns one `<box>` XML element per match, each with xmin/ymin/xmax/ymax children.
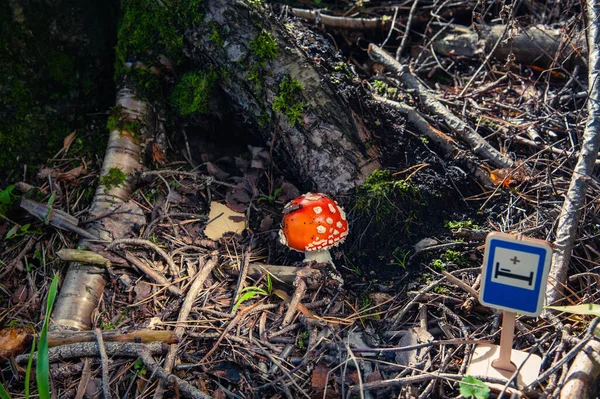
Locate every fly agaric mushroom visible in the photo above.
<box><xmin>279</xmin><ymin>193</ymin><xmax>349</xmax><ymax>264</ymax></box>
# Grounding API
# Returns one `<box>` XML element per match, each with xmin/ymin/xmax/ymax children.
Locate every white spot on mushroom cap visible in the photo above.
<box><xmin>304</xmin><ymin>192</ymin><xmax>322</xmax><ymax>201</ymax></box>
<box><xmin>278</xmin><ymin>229</ymin><xmax>288</xmax><ymax>246</ymax></box>
<box><xmin>328</xmin><ymin>203</ymin><xmax>337</xmax><ymax>213</ymax></box>
<box><xmin>326</xmin><ymin>217</ymin><xmax>333</xmax><ymax>224</ymax></box>
<box><xmin>336</xmin><ymin>221</ymin><xmax>343</xmax><ymax>228</ymax></box>
<box><xmin>333</xmin><ymin>229</ymin><xmax>339</xmax><ymax>235</ymax></box>
<box><xmin>313</xmin><ymin>206</ymin><xmax>323</xmax><ymax>215</ymax></box>
<box><xmin>339</xmin><ymin>206</ymin><xmax>347</xmax><ymax>221</ymax></box>
<box><xmin>316</xmin><ymin>225</ymin><xmax>326</xmax><ymax>234</ymax></box>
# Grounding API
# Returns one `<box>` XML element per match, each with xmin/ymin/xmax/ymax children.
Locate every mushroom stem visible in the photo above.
<box><xmin>303</xmin><ymin>250</ymin><xmax>332</xmax><ymax>264</ymax></box>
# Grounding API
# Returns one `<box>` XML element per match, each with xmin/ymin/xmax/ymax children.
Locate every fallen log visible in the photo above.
<box><xmin>431</xmin><ymin>23</ymin><xmax>586</xmax><ymax>67</ymax></box>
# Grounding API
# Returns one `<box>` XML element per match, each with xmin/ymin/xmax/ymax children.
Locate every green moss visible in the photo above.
<box><xmin>272</xmin><ymin>76</ymin><xmax>305</xmax><ymax>126</ymax></box>
<box><xmin>0</xmin><ymin>1</ymin><xmax>115</xmax><ymax>182</ymax></box>
<box><xmin>249</xmin><ymin>30</ymin><xmax>279</xmax><ymax>65</ymax></box>
<box><xmin>115</xmin><ymin>0</ymin><xmax>203</xmax><ymax>78</ymax></box>
<box><xmin>170</xmin><ymin>71</ymin><xmax>217</xmax><ymax>116</ymax></box>
<box><xmin>209</xmin><ymin>22</ymin><xmax>226</xmax><ymax>47</ymax></box>
<box><xmin>100</xmin><ymin>167</ymin><xmax>127</xmax><ymax>191</ymax></box>
<box><xmin>355</xmin><ymin>170</ymin><xmax>420</xmax><ymax>221</ymax></box>
<box><xmin>106</xmin><ymin>106</ymin><xmax>142</xmax><ymax>141</ymax></box>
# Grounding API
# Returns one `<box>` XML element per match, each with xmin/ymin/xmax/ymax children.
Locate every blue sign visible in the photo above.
<box><xmin>480</xmin><ymin>232</ymin><xmax>552</xmax><ymax>317</ymax></box>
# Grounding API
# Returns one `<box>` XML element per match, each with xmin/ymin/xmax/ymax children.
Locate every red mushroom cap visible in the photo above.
<box><xmin>279</xmin><ymin>193</ymin><xmax>349</xmax><ymax>252</ymax></box>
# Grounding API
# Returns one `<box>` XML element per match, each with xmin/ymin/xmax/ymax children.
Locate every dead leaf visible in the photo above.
<box><xmin>259</xmin><ymin>215</ymin><xmax>273</xmax><ymax>232</ymax></box>
<box><xmin>0</xmin><ymin>326</ymin><xmax>34</xmax><ymax>360</ymax></box>
<box><xmin>225</xmin><ymin>179</ymin><xmax>254</xmax><ymax>213</ymax></box>
<box><xmin>206</xmin><ymin>162</ymin><xmax>230</xmax><ymax>180</ymax></box>
<box><xmin>134</xmin><ymin>281</ymin><xmax>153</xmax><ymax>301</ymax></box>
<box><xmin>311</xmin><ymin>363</ymin><xmax>329</xmax><ymax>390</ymax></box>
<box><xmin>489</xmin><ymin>167</ymin><xmax>528</xmax><ymax>188</ymax></box>
<box><xmin>37</xmin><ymin>166</ymin><xmax>58</xmax><ymax>180</ymax></box>
<box><xmin>152</xmin><ymin>143</ymin><xmax>166</xmax><ymax>166</ymax></box>
<box><xmin>203</xmin><ymin>202</ymin><xmax>247</xmax><ymax>240</ymax></box>
<box><xmin>63</xmin><ymin>131</ymin><xmax>77</xmax><ymax>153</ymax></box>
<box><xmin>277</xmin><ymin>181</ymin><xmax>300</xmax><ymax>203</ymax></box>
<box><xmin>57</xmin><ymin>165</ymin><xmax>87</xmax><ymax>185</ymax></box>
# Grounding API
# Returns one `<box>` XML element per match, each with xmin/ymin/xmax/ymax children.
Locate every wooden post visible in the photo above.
<box><xmin>492</xmin><ymin>311</ymin><xmax>517</xmax><ymax>372</ymax></box>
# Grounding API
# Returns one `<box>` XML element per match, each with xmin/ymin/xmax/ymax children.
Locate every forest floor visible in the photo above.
<box><xmin>2</xmin><ymin>0</ymin><xmax>600</xmax><ymax>398</ymax></box>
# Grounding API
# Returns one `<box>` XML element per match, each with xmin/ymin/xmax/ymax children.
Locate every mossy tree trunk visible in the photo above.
<box><xmin>51</xmin><ymin>86</ymin><xmax>152</xmax><ymax>330</ymax></box>
<box><xmin>185</xmin><ymin>0</ymin><xmax>381</xmax><ymax>194</ymax></box>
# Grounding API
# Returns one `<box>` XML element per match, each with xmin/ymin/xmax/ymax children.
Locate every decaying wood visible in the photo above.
<box><xmin>187</xmin><ymin>0</ymin><xmax>380</xmax><ymax>194</ymax></box>
<box><xmin>47</xmin><ymin>329</ymin><xmax>178</xmax><ymax>347</ymax></box>
<box><xmin>432</xmin><ymin>23</ymin><xmax>586</xmax><ymax>67</ymax></box>
<box><xmin>368</xmin><ymin>44</ymin><xmax>513</xmax><ymax>169</ymax></box>
<box><xmin>290</xmin><ymin>8</ymin><xmax>392</xmax><ymax>30</ymax></box>
<box><xmin>56</xmin><ymin>249</ymin><xmax>111</xmax><ymax>266</ymax></box>
<box><xmin>545</xmin><ymin>0</ymin><xmax>600</xmax><ymax>309</ymax></box>
<box><xmin>51</xmin><ymin>85</ymin><xmax>152</xmax><ymax>330</ymax></box>
<box><xmin>560</xmin><ymin>340</ymin><xmax>600</xmax><ymax>399</ymax></box>
<box><xmin>20</xmin><ymin>199</ymin><xmax>98</xmax><ymax>240</ymax></box>
<box><xmin>222</xmin><ymin>262</ymin><xmax>303</xmax><ymax>284</ymax></box>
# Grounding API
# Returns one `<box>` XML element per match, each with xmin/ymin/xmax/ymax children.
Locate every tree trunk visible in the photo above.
<box><xmin>52</xmin><ymin>86</ymin><xmax>151</xmax><ymax>330</ymax></box>
<box><xmin>186</xmin><ymin>0</ymin><xmax>381</xmax><ymax>194</ymax></box>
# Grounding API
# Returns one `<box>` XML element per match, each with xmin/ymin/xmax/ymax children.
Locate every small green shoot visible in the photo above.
<box><xmin>5</xmin><ymin>223</ymin><xmax>42</xmax><ymax>240</ymax></box>
<box><xmin>43</xmin><ymin>193</ymin><xmax>56</xmax><ymax>223</ymax></box>
<box><xmin>232</xmin><ymin>274</ymin><xmax>272</xmax><ymax>311</ymax></box>
<box><xmin>459</xmin><ymin>376</ymin><xmax>490</xmax><ymax>399</ymax></box>
<box><xmin>133</xmin><ymin>359</ymin><xmax>147</xmax><ymax>376</ymax></box>
<box><xmin>37</xmin><ymin>274</ymin><xmax>59</xmax><ymax>399</ymax></box>
<box><xmin>257</xmin><ymin>187</ymin><xmax>283</xmax><ymax>203</ymax></box>
<box><xmin>25</xmin><ymin>335</ymin><xmax>36</xmax><ymax>397</ymax></box>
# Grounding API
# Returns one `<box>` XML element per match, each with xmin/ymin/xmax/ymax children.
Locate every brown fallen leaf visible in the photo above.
<box><xmin>0</xmin><ymin>326</ymin><xmax>34</xmax><ymax>361</ymax></box>
<box><xmin>311</xmin><ymin>363</ymin><xmax>330</xmax><ymax>390</ymax></box>
<box><xmin>63</xmin><ymin>131</ymin><xmax>77</xmax><ymax>153</ymax></box>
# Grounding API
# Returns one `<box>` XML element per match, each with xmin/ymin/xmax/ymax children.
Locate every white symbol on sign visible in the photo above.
<box><xmin>491</xmin><ymin>247</ymin><xmax>539</xmax><ymax>290</ymax></box>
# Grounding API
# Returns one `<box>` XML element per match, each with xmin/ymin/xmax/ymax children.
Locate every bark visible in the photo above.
<box><xmin>52</xmin><ymin>86</ymin><xmax>151</xmax><ymax>330</ymax></box>
<box><xmin>432</xmin><ymin>23</ymin><xmax>586</xmax><ymax>67</ymax></box>
<box><xmin>560</xmin><ymin>340</ymin><xmax>600</xmax><ymax>399</ymax></box>
<box><xmin>545</xmin><ymin>0</ymin><xmax>600</xmax><ymax>308</ymax></box>
<box><xmin>187</xmin><ymin>1</ymin><xmax>380</xmax><ymax>194</ymax></box>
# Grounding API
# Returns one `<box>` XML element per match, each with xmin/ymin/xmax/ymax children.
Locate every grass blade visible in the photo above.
<box><xmin>0</xmin><ymin>382</ymin><xmax>11</xmax><ymax>399</ymax></box>
<box><xmin>36</xmin><ymin>274</ymin><xmax>59</xmax><ymax>399</ymax></box>
<box><xmin>25</xmin><ymin>336</ymin><xmax>36</xmax><ymax>398</ymax></box>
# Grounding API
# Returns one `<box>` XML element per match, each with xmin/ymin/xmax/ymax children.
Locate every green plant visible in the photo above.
<box><xmin>257</xmin><ymin>187</ymin><xmax>283</xmax><ymax>203</ymax></box>
<box><xmin>445</xmin><ymin>220</ymin><xmax>479</xmax><ymax>230</ymax></box>
<box><xmin>37</xmin><ymin>274</ymin><xmax>59</xmax><ymax>399</ymax></box>
<box><xmin>297</xmin><ymin>330</ymin><xmax>309</xmax><ymax>350</ymax></box>
<box><xmin>430</xmin><ymin>258</ymin><xmax>445</xmax><ymax>270</ymax></box>
<box><xmin>99</xmin><ymin>167</ymin><xmax>127</xmax><ymax>191</ymax></box>
<box><xmin>388</xmin><ymin>249</ymin><xmax>410</xmax><ymax>268</ymax></box>
<box><xmin>133</xmin><ymin>358</ymin><xmax>147</xmax><ymax>376</ymax></box>
<box><xmin>232</xmin><ymin>274</ymin><xmax>273</xmax><ymax>311</ymax></box>
<box><xmin>443</xmin><ymin>249</ymin><xmax>465</xmax><ymax>265</ymax></box>
<box><xmin>25</xmin><ymin>333</ymin><xmax>36</xmax><ymax>398</ymax></box>
<box><xmin>0</xmin><ymin>382</ymin><xmax>11</xmax><ymax>399</ymax></box>
<box><xmin>5</xmin><ymin>223</ymin><xmax>42</xmax><ymax>240</ymax></box>
<box><xmin>459</xmin><ymin>376</ymin><xmax>490</xmax><ymax>399</ymax></box>
<box><xmin>0</xmin><ymin>185</ymin><xmax>17</xmax><ymax>215</ymax></box>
